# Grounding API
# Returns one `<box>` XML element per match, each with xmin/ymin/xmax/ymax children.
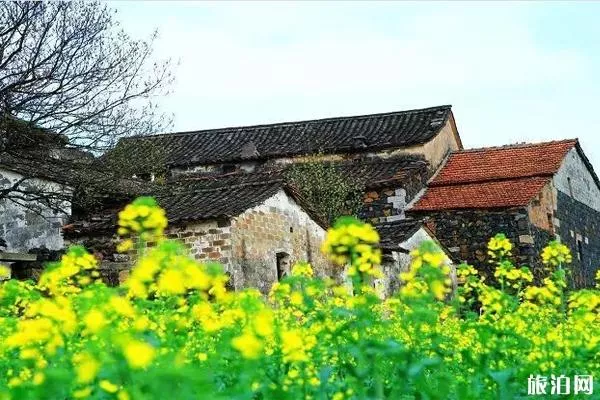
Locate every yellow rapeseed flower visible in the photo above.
<box><xmin>231</xmin><ymin>331</ymin><xmax>263</xmax><ymax>359</ymax></box>
<box><xmin>123</xmin><ymin>340</ymin><xmax>156</xmax><ymax>369</ymax></box>
<box><xmin>99</xmin><ymin>380</ymin><xmax>119</xmax><ymax>393</ymax></box>
<box><xmin>157</xmin><ymin>269</ymin><xmax>186</xmax><ymax>295</ymax></box>
<box><xmin>83</xmin><ymin>310</ymin><xmax>108</xmax><ymax>334</ymax></box>
<box><xmin>73</xmin><ymin>352</ymin><xmax>101</xmax><ymax>384</ymax></box>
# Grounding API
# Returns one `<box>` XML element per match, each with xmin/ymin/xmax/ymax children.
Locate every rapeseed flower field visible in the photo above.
<box><xmin>0</xmin><ymin>197</ymin><xmax>598</xmax><ymax>399</ymax></box>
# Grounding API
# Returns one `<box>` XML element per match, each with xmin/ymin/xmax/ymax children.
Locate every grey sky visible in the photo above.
<box><xmin>113</xmin><ymin>1</ymin><xmax>600</xmax><ymax>170</ymax></box>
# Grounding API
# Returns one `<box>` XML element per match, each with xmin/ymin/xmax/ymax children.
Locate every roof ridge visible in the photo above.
<box><xmin>453</xmin><ymin>138</ymin><xmax>578</xmax><ymax>154</ymax></box>
<box><xmin>123</xmin><ymin>105</ymin><xmax>452</xmax><ymax>140</ymax></box>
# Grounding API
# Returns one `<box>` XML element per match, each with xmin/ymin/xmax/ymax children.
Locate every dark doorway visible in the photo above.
<box><xmin>276</xmin><ymin>252</ymin><xmax>291</xmax><ymax>280</ymax></box>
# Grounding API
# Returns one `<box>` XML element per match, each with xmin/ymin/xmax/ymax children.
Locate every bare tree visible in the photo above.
<box><xmin>0</xmin><ymin>1</ymin><xmax>173</xmax><ymax>215</ymax></box>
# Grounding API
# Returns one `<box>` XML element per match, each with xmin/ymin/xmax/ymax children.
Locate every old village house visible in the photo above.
<box><xmin>409</xmin><ymin>140</ymin><xmax>600</xmax><ymax>287</ymax></box>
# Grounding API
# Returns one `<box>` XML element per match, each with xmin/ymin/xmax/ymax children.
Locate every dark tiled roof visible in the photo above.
<box><xmin>64</xmin><ymin>177</ymin><xmax>327</xmax><ymax>236</ymax></box>
<box><xmin>411</xmin><ymin>139</ymin><xmax>586</xmax><ymax>211</ymax></box>
<box><xmin>333</xmin><ymin>156</ymin><xmax>428</xmax><ymax>189</ymax></box>
<box><xmin>120</xmin><ymin>105</ymin><xmax>452</xmax><ymax>166</ymax></box>
<box><xmin>173</xmin><ymin>154</ymin><xmax>428</xmax><ymax>189</ymax></box>
<box><xmin>65</xmin><ymin>154</ymin><xmax>428</xmax><ymax>236</ymax></box>
<box><xmin>159</xmin><ymin>180</ymin><xmax>284</xmax><ymax>222</ymax></box>
<box><xmin>0</xmin><ymin>151</ymin><xmax>74</xmax><ymax>184</ymax></box>
<box><xmin>0</xmin><ymin>150</ymin><xmax>103</xmax><ymax>185</ymax></box>
<box><xmin>375</xmin><ymin>219</ymin><xmax>423</xmax><ymax>250</ymax></box>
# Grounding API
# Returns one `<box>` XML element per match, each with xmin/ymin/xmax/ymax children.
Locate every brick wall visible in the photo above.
<box><xmin>166</xmin><ymin>220</ymin><xmax>232</xmax><ymax>265</ymax></box>
<box><xmin>229</xmin><ymin>190</ymin><xmax>329</xmax><ymax>293</ymax></box>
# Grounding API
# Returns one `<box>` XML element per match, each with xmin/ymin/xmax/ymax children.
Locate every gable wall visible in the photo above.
<box><xmin>385</xmin><ymin>118</ymin><xmax>461</xmax><ymax>173</ymax></box>
<box><xmin>554</xmin><ymin>147</ymin><xmax>600</xmax><ymax>211</ymax></box>
<box><xmin>228</xmin><ymin>190</ymin><xmax>330</xmax><ymax>293</ymax></box>
<box><xmin>551</xmin><ymin>148</ymin><xmax>600</xmax><ymax>288</ymax></box>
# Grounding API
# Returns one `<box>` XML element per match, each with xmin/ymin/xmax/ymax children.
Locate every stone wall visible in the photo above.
<box><xmin>0</xmin><ymin>168</ymin><xmax>71</xmax><ymax>252</ymax></box>
<box><xmin>229</xmin><ymin>190</ymin><xmax>329</xmax><ymax>293</ymax></box>
<box><xmin>360</xmin><ymin>171</ymin><xmax>427</xmax><ymax>224</ymax></box>
<box><xmin>417</xmin><ymin>208</ymin><xmax>548</xmax><ymax>281</ymax></box>
<box><xmin>555</xmin><ymin>191</ymin><xmax>600</xmax><ymax>288</ymax></box>
<box><xmin>527</xmin><ymin>182</ymin><xmax>556</xmax><ymax>233</ymax></box>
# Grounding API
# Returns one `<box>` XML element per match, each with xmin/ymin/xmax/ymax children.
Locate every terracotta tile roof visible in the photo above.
<box><xmin>431</xmin><ymin>139</ymin><xmax>577</xmax><ymax>186</ymax></box>
<box><xmin>120</xmin><ymin>105</ymin><xmax>453</xmax><ymax>166</ymax></box>
<box><xmin>412</xmin><ymin>177</ymin><xmax>551</xmax><ymax>211</ymax></box>
<box><xmin>411</xmin><ymin>140</ymin><xmax>579</xmax><ymax>211</ymax></box>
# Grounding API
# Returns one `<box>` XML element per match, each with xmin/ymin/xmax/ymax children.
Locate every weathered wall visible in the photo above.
<box><xmin>166</xmin><ymin>220</ymin><xmax>232</xmax><ymax>265</ymax></box>
<box><xmin>416</xmin><ymin>208</ymin><xmax>547</xmax><ymax>281</ymax></box>
<box><xmin>554</xmin><ymin>147</ymin><xmax>600</xmax><ymax>212</ymax></box>
<box><xmin>66</xmin><ymin>192</ymin><xmax>328</xmax><ymax>292</ymax></box>
<box><xmin>549</xmin><ymin>148</ymin><xmax>600</xmax><ymax>288</ymax></box>
<box><xmin>360</xmin><ymin>171</ymin><xmax>427</xmax><ymax>224</ymax></box>
<box><xmin>379</xmin><ymin>251</ymin><xmax>411</xmax><ymax>297</ymax></box>
<box><xmin>386</xmin><ymin>118</ymin><xmax>462</xmax><ymax>172</ymax></box>
<box><xmin>527</xmin><ymin>181</ymin><xmax>556</xmax><ymax>233</ymax></box>
<box><xmin>229</xmin><ymin>190</ymin><xmax>329</xmax><ymax>293</ymax></box>
<box><xmin>0</xmin><ymin>168</ymin><xmax>71</xmax><ymax>252</ymax></box>
<box><xmin>555</xmin><ymin>191</ymin><xmax>600</xmax><ymax>288</ymax></box>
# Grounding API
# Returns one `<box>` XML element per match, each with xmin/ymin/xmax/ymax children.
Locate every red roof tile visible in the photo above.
<box><xmin>411</xmin><ymin>177</ymin><xmax>550</xmax><ymax>211</ymax></box>
<box><xmin>412</xmin><ymin>140</ymin><xmax>577</xmax><ymax>211</ymax></box>
<box><xmin>431</xmin><ymin>139</ymin><xmax>576</xmax><ymax>186</ymax></box>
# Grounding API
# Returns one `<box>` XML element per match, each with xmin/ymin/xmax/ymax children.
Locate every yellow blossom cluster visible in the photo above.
<box><xmin>487</xmin><ymin>233</ymin><xmax>513</xmax><ymax>260</ymax></box>
<box><xmin>37</xmin><ymin>246</ymin><xmax>101</xmax><ymax>296</ymax></box>
<box><xmin>321</xmin><ymin>216</ymin><xmax>382</xmax><ymax>280</ymax></box>
<box><xmin>117</xmin><ymin>196</ymin><xmax>168</xmax><ymax>248</ymax></box>
<box><xmin>541</xmin><ymin>240</ymin><xmax>573</xmax><ymax>268</ymax></box>
<box><xmin>399</xmin><ymin>243</ymin><xmax>452</xmax><ymax>300</ymax></box>
<box><xmin>291</xmin><ymin>262</ymin><xmax>314</xmax><ymax>277</ymax></box>
<box><xmin>124</xmin><ymin>240</ymin><xmax>227</xmax><ymax>300</ymax></box>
